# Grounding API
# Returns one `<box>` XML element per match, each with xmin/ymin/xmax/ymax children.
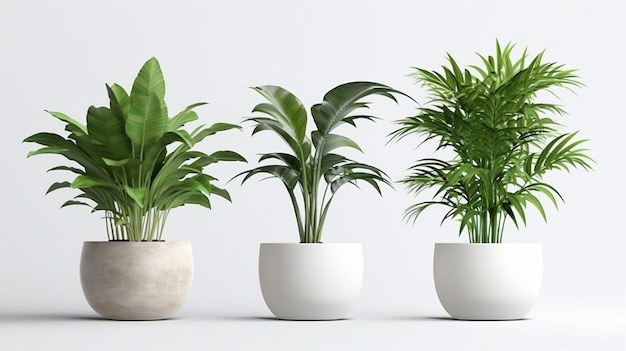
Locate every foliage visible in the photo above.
<box><xmin>390</xmin><ymin>41</ymin><xmax>593</xmax><ymax>243</ymax></box>
<box><xmin>237</xmin><ymin>82</ymin><xmax>407</xmax><ymax>243</ymax></box>
<box><xmin>24</xmin><ymin>57</ymin><xmax>246</xmax><ymax>241</ymax></box>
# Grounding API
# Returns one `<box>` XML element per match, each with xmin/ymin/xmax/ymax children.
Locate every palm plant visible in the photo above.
<box><xmin>237</xmin><ymin>82</ymin><xmax>406</xmax><ymax>243</ymax></box>
<box><xmin>24</xmin><ymin>57</ymin><xmax>246</xmax><ymax>242</ymax></box>
<box><xmin>390</xmin><ymin>41</ymin><xmax>593</xmax><ymax>243</ymax></box>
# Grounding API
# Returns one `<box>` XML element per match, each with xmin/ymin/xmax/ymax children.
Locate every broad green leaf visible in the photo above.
<box><xmin>167</xmin><ymin>102</ymin><xmax>207</xmax><ymax>131</ymax></box>
<box><xmin>310</xmin><ymin>81</ymin><xmax>405</xmax><ymax>135</ymax></box>
<box><xmin>45</xmin><ymin>110</ymin><xmax>87</xmax><ymax>135</ymax></box>
<box><xmin>193</xmin><ymin>122</ymin><xmax>242</xmax><ymax>143</ymax></box>
<box><xmin>27</xmin><ymin>146</ymin><xmax>67</xmax><ymax>157</ymax></box>
<box><xmin>87</xmin><ymin>106</ymin><xmax>132</xmax><ymax>160</ymax></box>
<box><xmin>168</xmin><ymin>193</ymin><xmax>211</xmax><ymax>209</ymax></box>
<box><xmin>126</xmin><ymin>92</ymin><xmax>167</xmax><ymax>152</ymax></box>
<box><xmin>71</xmin><ymin>175</ymin><xmax>113</xmax><ymax>189</ymax></box>
<box><xmin>209</xmin><ymin>185</ymin><xmax>231</xmax><ymax>202</ymax></box>
<box><xmin>249</xmin><ymin>117</ymin><xmax>311</xmax><ymax>162</ymax></box>
<box><xmin>252</xmin><ymin>85</ymin><xmax>307</xmax><ymax>143</ymax></box>
<box><xmin>258</xmin><ymin>153</ymin><xmax>301</xmax><ymax>170</ymax></box>
<box><xmin>102</xmin><ymin>157</ymin><xmax>130</xmax><ymax>167</ymax></box>
<box><xmin>124</xmin><ymin>186</ymin><xmax>147</xmax><ymax>208</ymax></box>
<box><xmin>130</xmin><ymin>57</ymin><xmax>166</xmax><ymax>101</ymax></box>
<box><xmin>107</xmin><ymin>84</ymin><xmax>130</xmax><ymax>120</ymax></box>
<box><xmin>238</xmin><ymin>165</ymin><xmax>300</xmax><ymax>190</ymax></box>
<box><xmin>207</xmin><ymin>150</ymin><xmax>247</xmax><ymax>163</ymax></box>
<box><xmin>330</xmin><ymin>172</ymin><xmax>389</xmax><ymax>195</ymax></box>
<box><xmin>312</xmin><ymin>132</ymin><xmax>362</xmax><ymax>155</ymax></box>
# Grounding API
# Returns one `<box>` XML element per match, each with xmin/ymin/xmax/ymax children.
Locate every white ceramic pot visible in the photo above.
<box><xmin>433</xmin><ymin>243</ymin><xmax>542</xmax><ymax>320</ymax></box>
<box><xmin>259</xmin><ymin>243</ymin><xmax>363</xmax><ymax>320</ymax></box>
<box><xmin>80</xmin><ymin>241</ymin><xmax>194</xmax><ymax>320</ymax></box>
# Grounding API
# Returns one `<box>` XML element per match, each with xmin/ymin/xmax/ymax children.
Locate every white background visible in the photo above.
<box><xmin>1</xmin><ymin>0</ymin><xmax>624</xmax><ymax>350</ymax></box>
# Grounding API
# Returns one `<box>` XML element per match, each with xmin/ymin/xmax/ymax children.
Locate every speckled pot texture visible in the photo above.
<box><xmin>80</xmin><ymin>241</ymin><xmax>193</xmax><ymax>320</ymax></box>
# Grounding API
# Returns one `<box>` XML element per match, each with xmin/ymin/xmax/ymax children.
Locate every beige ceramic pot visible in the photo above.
<box><xmin>80</xmin><ymin>241</ymin><xmax>193</xmax><ymax>320</ymax></box>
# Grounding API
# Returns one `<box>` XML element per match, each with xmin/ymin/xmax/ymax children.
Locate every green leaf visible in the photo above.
<box><xmin>102</xmin><ymin>157</ymin><xmax>130</xmax><ymax>167</ymax></box>
<box><xmin>46</xmin><ymin>181</ymin><xmax>71</xmax><ymax>194</ymax></box>
<box><xmin>207</xmin><ymin>150</ymin><xmax>247</xmax><ymax>163</ymax></box>
<box><xmin>330</xmin><ymin>172</ymin><xmax>390</xmax><ymax>195</ymax></box>
<box><xmin>312</xmin><ymin>132</ymin><xmax>362</xmax><ymax>155</ymax></box>
<box><xmin>319</xmin><ymin>153</ymin><xmax>349</xmax><ymax>175</ymax></box>
<box><xmin>209</xmin><ymin>185</ymin><xmax>231</xmax><ymax>202</ymax></box>
<box><xmin>193</xmin><ymin>122</ymin><xmax>242</xmax><ymax>143</ymax></box>
<box><xmin>27</xmin><ymin>146</ymin><xmax>68</xmax><ymax>157</ymax></box>
<box><xmin>167</xmin><ymin>102</ymin><xmax>207</xmax><ymax>131</ymax></box>
<box><xmin>61</xmin><ymin>200</ymin><xmax>91</xmax><ymax>208</ymax></box>
<box><xmin>251</xmin><ymin>85</ymin><xmax>307</xmax><ymax>143</ymax></box>
<box><xmin>523</xmin><ymin>192</ymin><xmax>547</xmax><ymax>222</ymax></box>
<box><xmin>130</xmin><ymin>57</ymin><xmax>166</xmax><ymax>101</ymax></box>
<box><xmin>124</xmin><ymin>186</ymin><xmax>147</xmax><ymax>208</ymax></box>
<box><xmin>169</xmin><ymin>193</ymin><xmax>212</xmax><ymax>209</ymax></box>
<box><xmin>107</xmin><ymin>84</ymin><xmax>130</xmax><ymax>121</ymax></box>
<box><xmin>259</xmin><ymin>152</ymin><xmax>301</xmax><ymax>171</ymax></box>
<box><xmin>238</xmin><ymin>165</ymin><xmax>300</xmax><ymax>190</ymax></box>
<box><xmin>47</xmin><ymin>165</ymin><xmax>84</xmax><ymax>174</ymax></box>
<box><xmin>310</xmin><ymin>81</ymin><xmax>406</xmax><ymax>135</ymax></box>
<box><xmin>87</xmin><ymin>106</ymin><xmax>132</xmax><ymax>160</ymax></box>
<box><xmin>71</xmin><ymin>175</ymin><xmax>113</xmax><ymax>189</ymax></box>
<box><xmin>126</xmin><ymin>92</ymin><xmax>167</xmax><ymax>152</ymax></box>
<box><xmin>249</xmin><ymin>117</ymin><xmax>311</xmax><ymax>162</ymax></box>
<box><xmin>45</xmin><ymin>110</ymin><xmax>87</xmax><ymax>136</ymax></box>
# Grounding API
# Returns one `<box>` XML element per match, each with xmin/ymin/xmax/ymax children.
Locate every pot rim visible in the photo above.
<box><xmin>82</xmin><ymin>240</ymin><xmax>191</xmax><ymax>244</ymax></box>
<box><xmin>260</xmin><ymin>242</ymin><xmax>362</xmax><ymax>246</ymax></box>
<box><xmin>435</xmin><ymin>242</ymin><xmax>541</xmax><ymax>246</ymax></box>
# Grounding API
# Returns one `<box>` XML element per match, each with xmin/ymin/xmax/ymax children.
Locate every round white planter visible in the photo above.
<box><xmin>80</xmin><ymin>241</ymin><xmax>194</xmax><ymax>320</ymax></box>
<box><xmin>259</xmin><ymin>243</ymin><xmax>363</xmax><ymax>320</ymax></box>
<box><xmin>433</xmin><ymin>243</ymin><xmax>542</xmax><ymax>320</ymax></box>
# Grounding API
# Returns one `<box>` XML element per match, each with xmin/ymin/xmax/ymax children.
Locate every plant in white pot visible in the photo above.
<box><xmin>236</xmin><ymin>83</ymin><xmax>406</xmax><ymax>320</ymax></box>
<box><xmin>24</xmin><ymin>57</ymin><xmax>246</xmax><ymax>320</ymax></box>
<box><xmin>390</xmin><ymin>41</ymin><xmax>593</xmax><ymax>320</ymax></box>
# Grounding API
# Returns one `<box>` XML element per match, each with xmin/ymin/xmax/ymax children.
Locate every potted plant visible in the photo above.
<box><xmin>390</xmin><ymin>42</ymin><xmax>593</xmax><ymax>320</ymax></box>
<box><xmin>24</xmin><ymin>57</ymin><xmax>246</xmax><ymax>320</ymax></box>
<box><xmin>236</xmin><ymin>82</ymin><xmax>406</xmax><ymax>320</ymax></box>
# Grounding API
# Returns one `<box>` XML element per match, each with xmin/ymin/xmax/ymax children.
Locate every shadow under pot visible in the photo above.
<box><xmin>433</xmin><ymin>243</ymin><xmax>543</xmax><ymax>320</ymax></box>
<box><xmin>258</xmin><ymin>243</ymin><xmax>363</xmax><ymax>320</ymax></box>
<box><xmin>80</xmin><ymin>241</ymin><xmax>194</xmax><ymax>320</ymax></box>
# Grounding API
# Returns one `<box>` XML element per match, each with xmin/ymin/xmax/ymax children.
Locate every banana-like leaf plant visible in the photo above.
<box><xmin>24</xmin><ymin>57</ymin><xmax>246</xmax><ymax>242</ymax></box>
<box><xmin>237</xmin><ymin>82</ymin><xmax>407</xmax><ymax>243</ymax></box>
<box><xmin>390</xmin><ymin>41</ymin><xmax>593</xmax><ymax>243</ymax></box>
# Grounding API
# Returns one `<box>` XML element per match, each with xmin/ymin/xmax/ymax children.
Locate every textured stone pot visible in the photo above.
<box><xmin>80</xmin><ymin>241</ymin><xmax>193</xmax><ymax>320</ymax></box>
<box><xmin>433</xmin><ymin>243</ymin><xmax>543</xmax><ymax>320</ymax></box>
<box><xmin>259</xmin><ymin>243</ymin><xmax>363</xmax><ymax>320</ymax></box>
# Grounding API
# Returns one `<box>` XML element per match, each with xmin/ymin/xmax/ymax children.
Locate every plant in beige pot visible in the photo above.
<box><xmin>390</xmin><ymin>41</ymin><xmax>593</xmax><ymax>320</ymax></box>
<box><xmin>236</xmin><ymin>82</ymin><xmax>406</xmax><ymax>320</ymax></box>
<box><xmin>24</xmin><ymin>57</ymin><xmax>246</xmax><ymax>320</ymax></box>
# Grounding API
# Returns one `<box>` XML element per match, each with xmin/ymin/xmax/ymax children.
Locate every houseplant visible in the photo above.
<box><xmin>390</xmin><ymin>41</ymin><xmax>593</xmax><ymax>320</ymax></box>
<box><xmin>24</xmin><ymin>57</ymin><xmax>246</xmax><ymax>320</ymax></box>
<box><xmin>237</xmin><ymin>82</ymin><xmax>406</xmax><ymax>320</ymax></box>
